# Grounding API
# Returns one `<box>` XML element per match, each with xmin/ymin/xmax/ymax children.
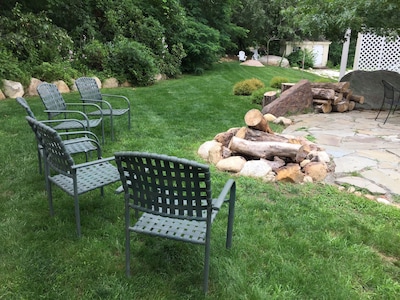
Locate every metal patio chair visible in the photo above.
<box><xmin>114</xmin><ymin>151</ymin><xmax>236</xmax><ymax>293</ymax></box>
<box><xmin>375</xmin><ymin>79</ymin><xmax>400</xmax><ymax>124</ymax></box>
<box><xmin>75</xmin><ymin>77</ymin><xmax>131</xmax><ymax>141</ymax></box>
<box><xmin>25</xmin><ymin>116</ymin><xmax>120</xmax><ymax>237</ymax></box>
<box><xmin>16</xmin><ymin>97</ymin><xmax>101</xmax><ymax>174</ymax></box>
<box><xmin>37</xmin><ymin>82</ymin><xmax>105</xmax><ymax>144</ymax></box>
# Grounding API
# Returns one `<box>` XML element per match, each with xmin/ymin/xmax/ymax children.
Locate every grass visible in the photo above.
<box><xmin>1</xmin><ymin>62</ymin><xmax>400</xmax><ymax>299</ymax></box>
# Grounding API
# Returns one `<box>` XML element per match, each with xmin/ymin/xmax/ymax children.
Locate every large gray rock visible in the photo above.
<box><xmin>340</xmin><ymin>70</ymin><xmax>400</xmax><ymax>110</ymax></box>
<box><xmin>2</xmin><ymin>79</ymin><xmax>24</xmax><ymax>98</ymax></box>
<box><xmin>259</xmin><ymin>55</ymin><xmax>290</xmax><ymax>68</ymax></box>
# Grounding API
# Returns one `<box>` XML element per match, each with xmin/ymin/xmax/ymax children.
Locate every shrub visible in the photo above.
<box><xmin>270</xmin><ymin>76</ymin><xmax>289</xmax><ymax>89</ymax></box>
<box><xmin>32</xmin><ymin>62</ymin><xmax>79</xmax><ymax>86</ymax></box>
<box><xmin>81</xmin><ymin>39</ymin><xmax>109</xmax><ymax>71</ymax></box>
<box><xmin>250</xmin><ymin>88</ymin><xmax>272</xmax><ymax>105</ymax></box>
<box><xmin>0</xmin><ymin>47</ymin><xmax>30</xmax><ymax>87</ymax></box>
<box><xmin>107</xmin><ymin>38</ymin><xmax>159</xmax><ymax>86</ymax></box>
<box><xmin>233</xmin><ymin>78</ymin><xmax>265</xmax><ymax>96</ymax></box>
<box><xmin>286</xmin><ymin>49</ymin><xmax>315</xmax><ymax>69</ymax></box>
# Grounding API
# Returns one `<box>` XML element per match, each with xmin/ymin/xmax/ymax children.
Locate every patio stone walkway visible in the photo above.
<box><xmin>282</xmin><ymin>109</ymin><xmax>400</xmax><ymax>204</ymax></box>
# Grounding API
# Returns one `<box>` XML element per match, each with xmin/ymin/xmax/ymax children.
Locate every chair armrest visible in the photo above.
<box><xmin>39</xmin><ymin>118</ymin><xmax>86</xmax><ymax>129</ymax></box>
<box><xmin>212</xmin><ymin>179</ymin><xmax>236</xmax><ymax>210</ymax></box>
<box><xmin>72</xmin><ymin>156</ymin><xmax>115</xmax><ymax>170</ymax></box>
<box><xmin>80</xmin><ymin>98</ymin><xmax>113</xmax><ymax>111</ymax></box>
<box><xmin>65</xmin><ymin>103</ymin><xmax>105</xmax><ymax>117</ymax></box>
<box><xmin>58</xmin><ymin>130</ymin><xmax>100</xmax><ymax>143</ymax></box>
<box><xmin>102</xmin><ymin>94</ymin><xmax>131</xmax><ymax>109</ymax></box>
<box><xmin>44</xmin><ymin>109</ymin><xmax>91</xmax><ymax>127</ymax></box>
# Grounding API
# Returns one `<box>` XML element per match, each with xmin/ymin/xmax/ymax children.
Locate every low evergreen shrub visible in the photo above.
<box><xmin>270</xmin><ymin>76</ymin><xmax>289</xmax><ymax>89</ymax></box>
<box><xmin>233</xmin><ymin>78</ymin><xmax>265</xmax><ymax>96</ymax></box>
<box><xmin>250</xmin><ymin>88</ymin><xmax>272</xmax><ymax>105</ymax></box>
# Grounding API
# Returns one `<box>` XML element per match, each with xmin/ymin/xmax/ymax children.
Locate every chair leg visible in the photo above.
<box><xmin>384</xmin><ymin>103</ymin><xmax>394</xmax><ymax>124</ymax></box>
<box><xmin>203</xmin><ymin>235</ymin><xmax>211</xmax><ymax>293</ymax></box>
<box><xmin>73</xmin><ymin>180</ymin><xmax>82</xmax><ymax>237</ymax></box>
<box><xmin>44</xmin><ymin>161</ymin><xmax>54</xmax><ymax>216</ymax></box>
<box><xmin>226</xmin><ymin>183</ymin><xmax>236</xmax><ymax>249</ymax></box>
<box><xmin>110</xmin><ymin>115</ymin><xmax>114</xmax><ymax>141</ymax></box>
<box><xmin>125</xmin><ymin>201</ymin><xmax>131</xmax><ymax>277</ymax></box>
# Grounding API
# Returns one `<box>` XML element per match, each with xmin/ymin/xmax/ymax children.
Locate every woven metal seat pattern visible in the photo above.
<box><xmin>75</xmin><ymin>77</ymin><xmax>131</xmax><ymax>141</ymax></box>
<box><xmin>51</xmin><ymin>161</ymin><xmax>120</xmax><ymax>195</ymax></box>
<box><xmin>26</xmin><ymin>116</ymin><xmax>120</xmax><ymax>236</ymax></box>
<box><xmin>115</xmin><ymin>151</ymin><xmax>236</xmax><ymax>293</ymax></box>
<box><xmin>37</xmin><ymin>83</ymin><xmax>105</xmax><ymax>143</ymax></box>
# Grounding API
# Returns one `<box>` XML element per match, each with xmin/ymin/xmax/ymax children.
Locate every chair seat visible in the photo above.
<box><xmin>50</xmin><ymin>162</ymin><xmax>120</xmax><ymax>195</ymax></box>
<box><xmin>52</xmin><ymin>120</ymin><xmax>88</xmax><ymax>131</ymax></box>
<box><xmin>64</xmin><ymin>137</ymin><xmax>98</xmax><ymax>154</ymax></box>
<box><xmin>132</xmin><ymin>213</ymin><xmax>207</xmax><ymax>244</ymax></box>
<box><xmin>88</xmin><ymin>108</ymin><xmax>129</xmax><ymax>116</ymax></box>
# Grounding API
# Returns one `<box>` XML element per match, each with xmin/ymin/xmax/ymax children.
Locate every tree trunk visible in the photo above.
<box><xmin>262</xmin><ymin>91</ymin><xmax>277</xmax><ymax>107</ymax></box>
<box><xmin>310</xmin><ymin>82</ymin><xmax>350</xmax><ymax>93</ymax></box>
<box><xmin>229</xmin><ymin>136</ymin><xmax>302</xmax><ymax>159</ymax></box>
<box><xmin>311</xmin><ymin>88</ymin><xmax>335</xmax><ymax>100</ymax></box>
<box><xmin>349</xmin><ymin>94</ymin><xmax>364</xmax><ymax>104</ymax></box>
<box><xmin>235</xmin><ymin>126</ymin><xmax>288</xmax><ymax>142</ymax></box>
<box><xmin>281</xmin><ymin>83</ymin><xmax>295</xmax><ymax>92</ymax></box>
<box><xmin>332</xmin><ymin>101</ymin><xmax>349</xmax><ymax>112</ymax></box>
<box><xmin>244</xmin><ymin>109</ymin><xmax>273</xmax><ymax>133</ymax></box>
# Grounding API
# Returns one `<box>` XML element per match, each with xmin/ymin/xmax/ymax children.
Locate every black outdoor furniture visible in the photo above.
<box><xmin>375</xmin><ymin>79</ymin><xmax>400</xmax><ymax>124</ymax></box>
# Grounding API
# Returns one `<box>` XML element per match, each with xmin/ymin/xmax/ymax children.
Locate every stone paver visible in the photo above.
<box><xmin>283</xmin><ymin>109</ymin><xmax>400</xmax><ymax>198</ymax></box>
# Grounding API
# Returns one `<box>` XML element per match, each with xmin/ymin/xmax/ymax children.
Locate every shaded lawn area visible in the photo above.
<box><xmin>1</xmin><ymin>62</ymin><xmax>400</xmax><ymax>299</ymax></box>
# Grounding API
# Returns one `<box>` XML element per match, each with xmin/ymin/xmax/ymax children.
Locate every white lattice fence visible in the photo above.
<box><xmin>354</xmin><ymin>32</ymin><xmax>400</xmax><ymax>73</ymax></box>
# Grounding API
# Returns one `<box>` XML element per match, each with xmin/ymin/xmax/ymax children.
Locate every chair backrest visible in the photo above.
<box><xmin>16</xmin><ymin>97</ymin><xmax>36</xmax><ymax>118</ymax></box>
<box><xmin>382</xmin><ymin>80</ymin><xmax>395</xmax><ymax>101</ymax></box>
<box><xmin>115</xmin><ymin>152</ymin><xmax>212</xmax><ymax>221</ymax></box>
<box><xmin>25</xmin><ymin>116</ymin><xmax>74</xmax><ymax>175</ymax></box>
<box><xmin>75</xmin><ymin>77</ymin><xmax>103</xmax><ymax>103</ymax></box>
<box><xmin>37</xmin><ymin>83</ymin><xmax>67</xmax><ymax>118</ymax></box>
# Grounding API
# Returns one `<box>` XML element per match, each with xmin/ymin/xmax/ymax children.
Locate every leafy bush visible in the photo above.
<box><xmin>250</xmin><ymin>88</ymin><xmax>273</xmax><ymax>105</ymax></box>
<box><xmin>81</xmin><ymin>39</ymin><xmax>109</xmax><ymax>71</ymax></box>
<box><xmin>180</xmin><ymin>18</ymin><xmax>223</xmax><ymax>72</ymax></box>
<box><xmin>107</xmin><ymin>38</ymin><xmax>159</xmax><ymax>86</ymax></box>
<box><xmin>270</xmin><ymin>76</ymin><xmax>289</xmax><ymax>89</ymax></box>
<box><xmin>286</xmin><ymin>49</ymin><xmax>315</xmax><ymax>69</ymax></box>
<box><xmin>233</xmin><ymin>78</ymin><xmax>265</xmax><ymax>96</ymax></box>
<box><xmin>32</xmin><ymin>62</ymin><xmax>79</xmax><ymax>86</ymax></box>
<box><xmin>0</xmin><ymin>47</ymin><xmax>30</xmax><ymax>86</ymax></box>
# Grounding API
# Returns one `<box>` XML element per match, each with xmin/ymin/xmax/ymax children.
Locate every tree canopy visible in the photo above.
<box><xmin>0</xmin><ymin>0</ymin><xmax>398</xmax><ymax>85</ymax></box>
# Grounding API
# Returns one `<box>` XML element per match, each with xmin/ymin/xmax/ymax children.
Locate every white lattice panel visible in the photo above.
<box><xmin>356</xmin><ymin>33</ymin><xmax>400</xmax><ymax>73</ymax></box>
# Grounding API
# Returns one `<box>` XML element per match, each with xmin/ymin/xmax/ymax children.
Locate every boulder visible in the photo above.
<box><xmin>216</xmin><ymin>156</ymin><xmax>246</xmax><ymax>173</ymax></box>
<box><xmin>26</xmin><ymin>78</ymin><xmax>42</xmax><ymax>96</ymax></box>
<box><xmin>262</xmin><ymin>79</ymin><xmax>313</xmax><ymax>116</ymax></box>
<box><xmin>208</xmin><ymin>143</ymin><xmax>223</xmax><ymax>164</ymax></box>
<box><xmin>303</xmin><ymin>161</ymin><xmax>328</xmax><ymax>182</ymax></box>
<box><xmin>2</xmin><ymin>79</ymin><xmax>24</xmax><ymax>98</ymax></box>
<box><xmin>259</xmin><ymin>55</ymin><xmax>290</xmax><ymax>68</ymax></box>
<box><xmin>0</xmin><ymin>89</ymin><xmax>5</xmax><ymax>100</ymax></box>
<box><xmin>53</xmin><ymin>80</ymin><xmax>70</xmax><ymax>93</ymax></box>
<box><xmin>103</xmin><ymin>78</ymin><xmax>119</xmax><ymax>88</ymax></box>
<box><xmin>340</xmin><ymin>70</ymin><xmax>400</xmax><ymax>110</ymax></box>
<box><xmin>239</xmin><ymin>160</ymin><xmax>272</xmax><ymax>178</ymax></box>
<box><xmin>197</xmin><ymin>140</ymin><xmax>221</xmax><ymax>160</ymax></box>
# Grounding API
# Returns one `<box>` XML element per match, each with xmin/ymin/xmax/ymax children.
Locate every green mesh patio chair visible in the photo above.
<box><xmin>37</xmin><ymin>82</ymin><xmax>105</xmax><ymax>144</ymax></box>
<box><xmin>114</xmin><ymin>151</ymin><xmax>236</xmax><ymax>293</ymax></box>
<box><xmin>16</xmin><ymin>97</ymin><xmax>101</xmax><ymax>174</ymax></box>
<box><xmin>375</xmin><ymin>79</ymin><xmax>400</xmax><ymax>124</ymax></box>
<box><xmin>26</xmin><ymin>116</ymin><xmax>120</xmax><ymax>237</ymax></box>
<box><xmin>75</xmin><ymin>77</ymin><xmax>131</xmax><ymax>141</ymax></box>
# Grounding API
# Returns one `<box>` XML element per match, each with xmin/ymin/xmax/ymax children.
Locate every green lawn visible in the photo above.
<box><xmin>1</xmin><ymin>62</ymin><xmax>400</xmax><ymax>299</ymax></box>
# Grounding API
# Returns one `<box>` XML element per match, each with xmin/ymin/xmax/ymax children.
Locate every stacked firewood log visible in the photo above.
<box><xmin>280</xmin><ymin>82</ymin><xmax>364</xmax><ymax>113</ymax></box>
